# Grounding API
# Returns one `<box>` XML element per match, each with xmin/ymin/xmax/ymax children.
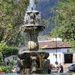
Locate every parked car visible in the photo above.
<box><xmin>68</xmin><ymin>64</ymin><xmax>75</xmax><ymax>72</ymax></box>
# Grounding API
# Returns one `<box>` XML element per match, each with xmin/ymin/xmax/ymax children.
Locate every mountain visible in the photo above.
<box><xmin>36</xmin><ymin>0</ymin><xmax>58</xmax><ymax>35</ymax></box>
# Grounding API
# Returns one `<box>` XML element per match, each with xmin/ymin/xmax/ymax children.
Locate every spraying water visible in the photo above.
<box><xmin>24</xmin><ymin>0</ymin><xmax>36</xmax><ymax>24</ymax></box>
<box><xmin>24</xmin><ymin>0</ymin><xmax>41</xmax><ymax>25</ymax></box>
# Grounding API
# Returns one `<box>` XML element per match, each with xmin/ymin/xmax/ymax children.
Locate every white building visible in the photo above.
<box><xmin>38</xmin><ymin>37</ymin><xmax>74</xmax><ymax>66</ymax></box>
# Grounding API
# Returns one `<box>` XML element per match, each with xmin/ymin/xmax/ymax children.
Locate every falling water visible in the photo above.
<box><xmin>28</xmin><ymin>0</ymin><xmax>36</xmax><ymax>10</ymax></box>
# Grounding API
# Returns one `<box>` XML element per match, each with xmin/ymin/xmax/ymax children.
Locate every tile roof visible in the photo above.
<box><xmin>39</xmin><ymin>41</ymin><xmax>71</xmax><ymax>49</ymax></box>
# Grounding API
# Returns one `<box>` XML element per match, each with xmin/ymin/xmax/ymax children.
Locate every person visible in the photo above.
<box><xmin>58</xmin><ymin>63</ymin><xmax>63</xmax><ymax>73</ymax></box>
<box><xmin>55</xmin><ymin>66</ymin><xmax>59</xmax><ymax>73</ymax></box>
<box><xmin>11</xmin><ymin>67</ymin><xmax>17</xmax><ymax>73</ymax></box>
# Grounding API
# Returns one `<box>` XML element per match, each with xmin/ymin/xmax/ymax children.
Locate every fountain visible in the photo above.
<box><xmin>18</xmin><ymin>0</ymin><xmax>50</xmax><ymax>74</ymax></box>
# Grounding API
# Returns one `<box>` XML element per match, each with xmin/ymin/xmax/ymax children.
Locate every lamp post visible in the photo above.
<box><xmin>55</xmin><ymin>37</ymin><xmax>58</xmax><ymax>65</ymax></box>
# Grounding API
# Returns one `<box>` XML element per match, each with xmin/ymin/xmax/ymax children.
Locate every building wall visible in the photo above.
<box><xmin>47</xmin><ymin>53</ymin><xmax>64</xmax><ymax>66</ymax></box>
<box><xmin>42</xmin><ymin>48</ymin><xmax>68</xmax><ymax>66</ymax></box>
<box><xmin>43</xmin><ymin>48</ymin><xmax>68</xmax><ymax>53</ymax></box>
<box><xmin>73</xmin><ymin>54</ymin><xmax>75</xmax><ymax>63</ymax></box>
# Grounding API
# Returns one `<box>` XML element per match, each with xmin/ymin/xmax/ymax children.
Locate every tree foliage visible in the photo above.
<box><xmin>0</xmin><ymin>41</ymin><xmax>18</xmax><ymax>58</ymax></box>
<box><xmin>0</xmin><ymin>0</ymin><xmax>29</xmax><ymax>46</ymax></box>
<box><xmin>49</xmin><ymin>0</ymin><xmax>75</xmax><ymax>47</ymax></box>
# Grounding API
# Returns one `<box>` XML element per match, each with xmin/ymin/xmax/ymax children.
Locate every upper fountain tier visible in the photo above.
<box><xmin>24</xmin><ymin>8</ymin><xmax>41</xmax><ymax>25</ymax></box>
<box><xmin>21</xmin><ymin>0</ymin><xmax>45</xmax><ymax>32</ymax></box>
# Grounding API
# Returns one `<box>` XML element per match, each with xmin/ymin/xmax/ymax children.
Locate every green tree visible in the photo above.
<box><xmin>49</xmin><ymin>0</ymin><xmax>75</xmax><ymax>48</ymax></box>
<box><xmin>0</xmin><ymin>41</ymin><xmax>18</xmax><ymax>59</ymax></box>
<box><xmin>0</xmin><ymin>41</ymin><xmax>6</xmax><ymax>57</ymax></box>
<box><xmin>0</xmin><ymin>0</ymin><xmax>29</xmax><ymax>46</ymax></box>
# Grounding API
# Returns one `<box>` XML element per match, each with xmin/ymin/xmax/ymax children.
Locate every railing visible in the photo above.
<box><xmin>1</xmin><ymin>73</ymin><xmax>73</xmax><ymax>75</ymax></box>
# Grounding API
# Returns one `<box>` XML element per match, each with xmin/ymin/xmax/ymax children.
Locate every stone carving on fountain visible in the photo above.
<box><xmin>18</xmin><ymin>0</ymin><xmax>50</xmax><ymax>74</ymax></box>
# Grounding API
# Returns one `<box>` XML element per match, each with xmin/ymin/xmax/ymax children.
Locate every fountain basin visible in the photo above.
<box><xmin>21</xmin><ymin>25</ymin><xmax>45</xmax><ymax>32</ymax></box>
<box><xmin>18</xmin><ymin>51</ymin><xmax>49</xmax><ymax>74</ymax></box>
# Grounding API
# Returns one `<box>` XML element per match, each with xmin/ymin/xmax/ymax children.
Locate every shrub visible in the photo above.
<box><xmin>2</xmin><ymin>46</ymin><xmax>19</xmax><ymax>57</ymax></box>
<box><xmin>0</xmin><ymin>41</ymin><xmax>19</xmax><ymax>57</ymax></box>
<box><xmin>0</xmin><ymin>62</ymin><xmax>4</xmax><ymax>65</ymax></box>
<box><xmin>0</xmin><ymin>65</ymin><xmax>12</xmax><ymax>73</ymax></box>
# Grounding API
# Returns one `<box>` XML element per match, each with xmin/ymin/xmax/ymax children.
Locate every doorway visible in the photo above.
<box><xmin>64</xmin><ymin>54</ymin><xmax>73</xmax><ymax>63</ymax></box>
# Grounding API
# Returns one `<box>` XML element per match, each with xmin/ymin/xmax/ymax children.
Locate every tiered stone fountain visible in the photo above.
<box><xmin>18</xmin><ymin>0</ymin><xmax>50</xmax><ymax>74</ymax></box>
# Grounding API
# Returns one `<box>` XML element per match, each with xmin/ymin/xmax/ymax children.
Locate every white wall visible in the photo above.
<box><xmin>47</xmin><ymin>53</ymin><xmax>63</xmax><ymax>66</ymax></box>
<box><xmin>42</xmin><ymin>48</ymin><xmax>68</xmax><ymax>66</ymax></box>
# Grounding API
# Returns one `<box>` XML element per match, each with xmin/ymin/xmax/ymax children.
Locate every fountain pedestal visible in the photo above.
<box><xmin>18</xmin><ymin>0</ymin><xmax>50</xmax><ymax>74</ymax></box>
